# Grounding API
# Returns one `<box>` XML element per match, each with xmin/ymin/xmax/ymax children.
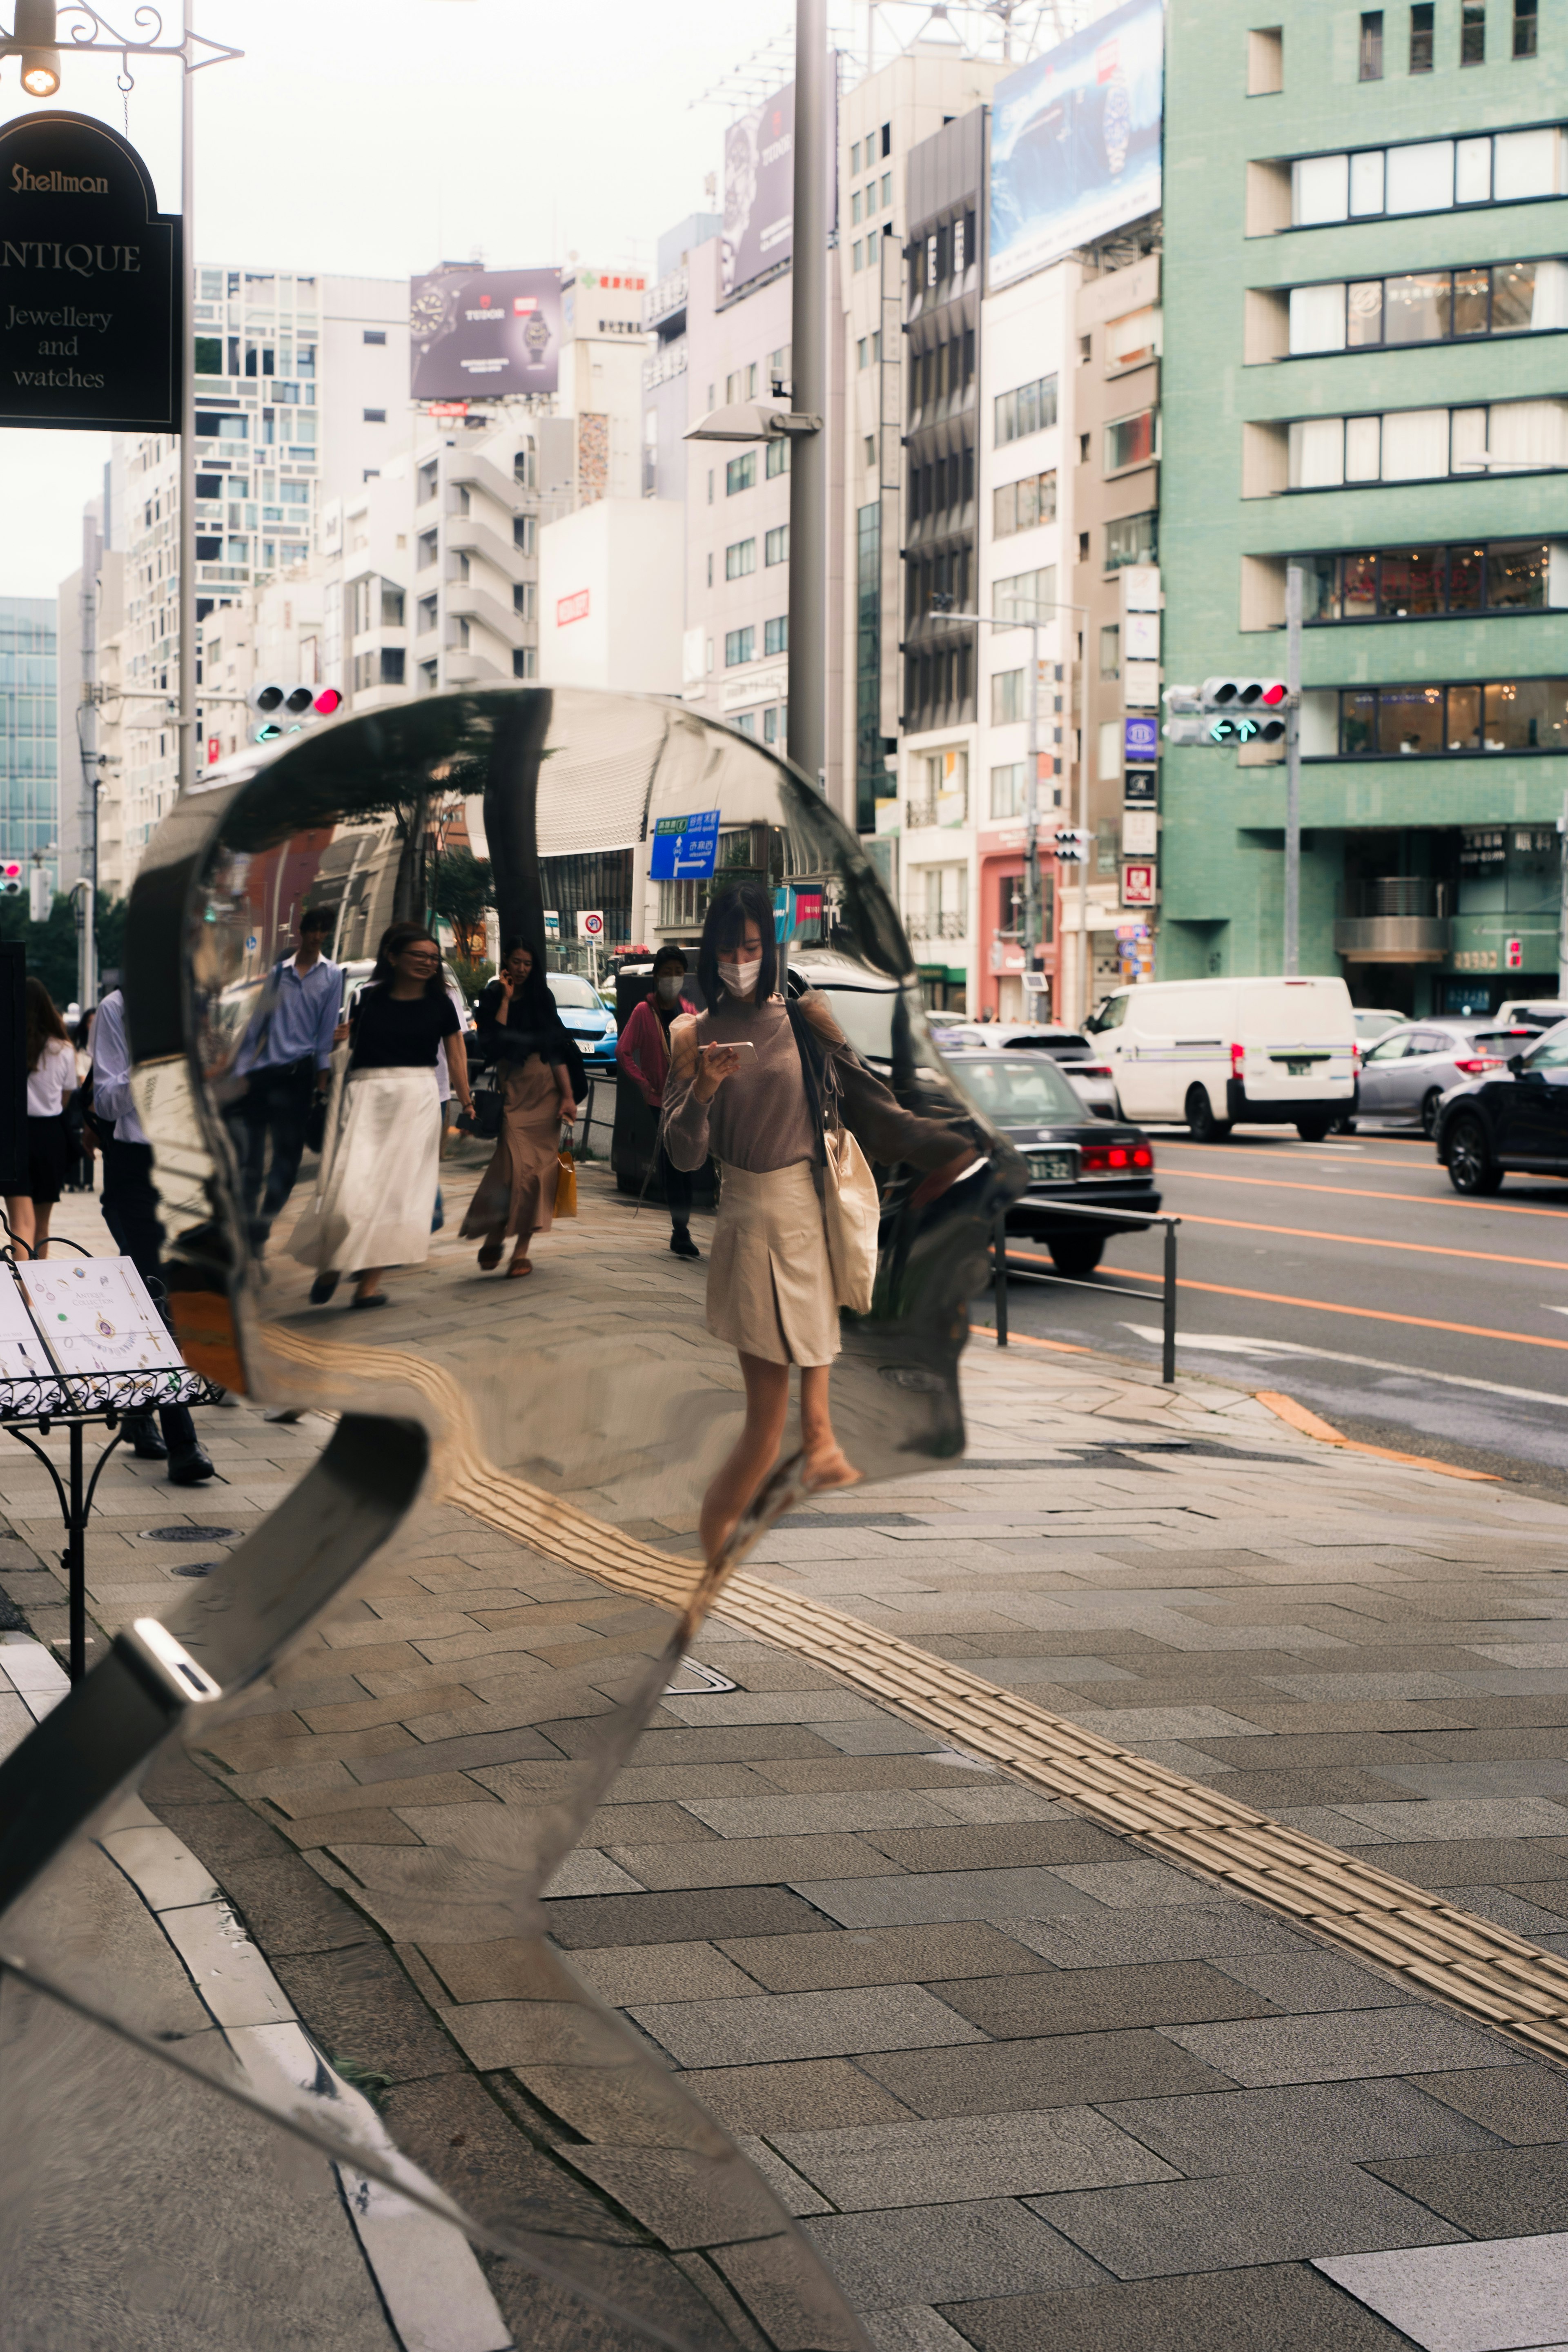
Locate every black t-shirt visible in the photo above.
<box><xmin>349</xmin><ymin>984</ymin><xmax>459</xmax><ymax>1072</ymax></box>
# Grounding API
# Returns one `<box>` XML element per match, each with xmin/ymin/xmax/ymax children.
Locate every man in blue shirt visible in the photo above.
<box><xmin>227</xmin><ymin>908</ymin><xmax>340</xmax><ymax>1252</ymax></box>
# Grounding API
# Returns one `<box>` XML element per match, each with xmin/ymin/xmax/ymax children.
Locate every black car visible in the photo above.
<box><xmin>1435</xmin><ymin>1020</ymin><xmax>1568</xmax><ymax>1193</ymax></box>
<box><xmin>943</xmin><ymin>1047</ymin><xmax>1160</xmax><ymax>1276</ymax></box>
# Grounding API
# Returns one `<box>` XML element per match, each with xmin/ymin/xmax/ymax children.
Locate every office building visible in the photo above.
<box><xmin>1161</xmin><ymin>0</ymin><xmax>1568</xmax><ymax>1009</ymax></box>
<box><xmin>0</xmin><ymin>597</ymin><xmax>58</xmax><ymax>896</ymax></box>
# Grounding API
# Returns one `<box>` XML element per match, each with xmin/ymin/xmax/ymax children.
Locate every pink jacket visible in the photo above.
<box><xmin>616</xmin><ymin>993</ymin><xmax>695</xmax><ymax>1108</ymax></box>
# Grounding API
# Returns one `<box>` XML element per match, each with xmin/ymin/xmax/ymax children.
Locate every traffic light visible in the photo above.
<box><xmin>1052</xmin><ymin>829</ymin><xmax>1091</xmax><ymax>864</ymax></box>
<box><xmin>0</xmin><ymin>861</ymin><xmax>22</xmax><ymax>897</ymax></box>
<box><xmin>1162</xmin><ymin>679</ymin><xmax>1290</xmax><ymax>746</ymax></box>
<box><xmin>247</xmin><ymin>683</ymin><xmax>344</xmax><ymax>744</ymax></box>
<box><xmin>28</xmin><ymin>866</ymin><xmax>50</xmax><ymax>922</ymax></box>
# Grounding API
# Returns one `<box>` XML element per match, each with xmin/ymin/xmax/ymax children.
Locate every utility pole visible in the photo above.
<box><xmin>1024</xmin><ymin>618</ymin><xmax>1040</xmax><ymax>996</ymax></box>
<box><xmin>1283</xmin><ymin>559</ymin><xmax>1302</xmax><ymax>978</ymax></box>
<box><xmin>176</xmin><ymin>0</ymin><xmax>197</xmax><ymax>800</ymax></box>
<box><xmin>1557</xmin><ymin>787</ymin><xmax>1568</xmax><ymax>1001</ymax></box>
<box><xmin>786</xmin><ymin>0</ymin><xmax>827</xmax><ymax>789</ymax></box>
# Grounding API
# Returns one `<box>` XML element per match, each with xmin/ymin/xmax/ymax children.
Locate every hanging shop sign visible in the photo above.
<box><xmin>0</xmin><ymin>112</ymin><xmax>181</xmax><ymax>433</ymax></box>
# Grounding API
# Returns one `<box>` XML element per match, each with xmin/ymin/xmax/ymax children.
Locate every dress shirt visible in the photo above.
<box><xmin>234</xmin><ymin>952</ymin><xmax>341</xmax><ymax>1077</ymax></box>
<box><xmin>91</xmin><ymin>990</ymin><xmax>147</xmax><ymax>1145</ymax></box>
<box><xmin>27</xmin><ymin>1037</ymin><xmax>77</xmax><ymax>1116</ymax></box>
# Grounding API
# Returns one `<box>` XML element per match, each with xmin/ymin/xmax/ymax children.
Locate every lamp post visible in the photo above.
<box><xmin>927</xmin><ymin>596</ymin><xmax>1089</xmax><ymax>1020</ymax></box>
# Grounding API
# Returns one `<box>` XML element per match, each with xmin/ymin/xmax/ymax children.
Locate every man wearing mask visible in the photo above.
<box><xmin>90</xmin><ymin>987</ymin><xmax>215</xmax><ymax>1485</ymax></box>
<box><xmin>226</xmin><ymin>906</ymin><xmax>340</xmax><ymax>1252</ymax></box>
<box><xmin>616</xmin><ymin>944</ymin><xmax>701</xmax><ymax>1258</ymax></box>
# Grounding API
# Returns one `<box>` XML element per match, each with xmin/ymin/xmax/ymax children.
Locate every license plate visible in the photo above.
<box><xmin>1027</xmin><ymin>1150</ymin><xmax>1074</xmax><ymax>1182</ymax></box>
<box><xmin>1283</xmin><ymin>1059</ymin><xmax>1312</xmax><ymax>1076</ymax></box>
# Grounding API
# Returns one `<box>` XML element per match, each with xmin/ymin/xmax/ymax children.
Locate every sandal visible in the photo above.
<box><xmin>477</xmin><ymin>1240</ymin><xmax>503</xmax><ymax>1272</ymax></box>
<box><xmin>505</xmin><ymin>1257</ymin><xmax>532</xmax><ymax>1279</ymax></box>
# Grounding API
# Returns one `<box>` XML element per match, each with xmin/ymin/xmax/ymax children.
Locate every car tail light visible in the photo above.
<box><xmin>1080</xmin><ymin>1140</ymin><xmax>1153</xmax><ymax>1175</ymax></box>
<box><xmin>1453</xmin><ymin>1055</ymin><xmax>1502</xmax><ymax>1075</ymax></box>
<box><xmin>1075</xmin><ymin>1061</ymin><xmax>1112</xmax><ymax>1078</ymax></box>
<box><xmin>1229</xmin><ymin>1042</ymin><xmax>1244</xmax><ymax>1078</ymax></box>
<box><xmin>1351</xmin><ymin>1042</ymin><xmax>1361</xmax><ymax>1074</ymax></box>
<box><xmin>1080</xmin><ymin>1142</ymin><xmax>1111</xmax><ymax>1173</ymax></box>
<box><xmin>1131</xmin><ymin>1142</ymin><xmax>1154</xmax><ymax>1170</ymax></box>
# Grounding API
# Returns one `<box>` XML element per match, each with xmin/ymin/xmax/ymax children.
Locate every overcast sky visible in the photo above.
<box><xmin>0</xmin><ymin>0</ymin><xmax>818</xmax><ymax>599</ymax></box>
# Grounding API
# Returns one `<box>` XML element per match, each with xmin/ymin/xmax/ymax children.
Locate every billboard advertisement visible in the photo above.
<box><xmin>723</xmin><ymin>80</ymin><xmax>794</xmax><ymax>299</ymax></box>
<box><xmin>989</xmin><ymin>0</ymin><xmax>1164</xmax><ymax>292</ymax></box>
<box><xmin>409</xmin><ymin>266</ymin><xmax>563</xmax><ymax>401</ymax></box>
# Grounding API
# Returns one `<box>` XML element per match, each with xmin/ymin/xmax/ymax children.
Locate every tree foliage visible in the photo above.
<box><xmin>0</xmin><ymin>892</ymin><xmax>128</xmax><ymax>1011</ymax></box>
<box><xmin>428</xmin><ymin>849</ymin><xmax>494</xmax><ymax>934</ymax></box>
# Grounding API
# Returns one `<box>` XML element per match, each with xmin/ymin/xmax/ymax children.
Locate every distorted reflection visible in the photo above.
<box><xmin>0</xmin><ymin>688</ymin><xmax>1021</xmax><ymax>2352</ymax></box>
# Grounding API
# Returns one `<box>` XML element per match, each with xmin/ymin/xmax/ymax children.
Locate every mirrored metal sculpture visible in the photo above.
<box><xmin>0</xmin><ymin>689</ymin><xmax>1021</xmax><ymax>2348</ymax></box>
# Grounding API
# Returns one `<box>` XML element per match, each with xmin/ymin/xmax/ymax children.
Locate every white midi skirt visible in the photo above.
<box><xmin>290</xmin><ymin>1067</ymin><xmax>442</xmax><ymax>1275</ymax></box>
<box><xmin>706</xmin><ymin>1159</ymin><xmax>839</xmax><ymax>1368</ymax></box>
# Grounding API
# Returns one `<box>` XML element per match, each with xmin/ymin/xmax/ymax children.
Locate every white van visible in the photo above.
<box><xmin>1085</xmin><ymin>975</ymin><xmax>1357</xmax><ymax>1140</ymax></box>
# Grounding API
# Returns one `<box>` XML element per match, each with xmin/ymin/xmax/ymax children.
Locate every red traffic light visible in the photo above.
<box><xmin>313</xmin><ymin>688</ymin><xmax>343</xmax><ymax>716</ymax></box>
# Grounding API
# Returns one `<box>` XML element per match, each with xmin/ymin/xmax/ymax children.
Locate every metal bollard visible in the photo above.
<box><xmin>1162</xmin><ymin>1218</ymin><xmax>1177</xmax><ymax>1385</ymax></box>
<box><xmin>993</xmin><ymin>1210</ymin><xmax>1009</xmax><ymax>1348</ymax></box>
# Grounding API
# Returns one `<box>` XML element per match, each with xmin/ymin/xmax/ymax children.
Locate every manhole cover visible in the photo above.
<box><xmin>138</xmin><ymin>1526</ymin><xmax>236</xmax><ymax>1544</ymax></box>
<box><xmin>169</xmin><ymin>1560</ymin><xmax>218</xmax><ymax>1578</ymax></box>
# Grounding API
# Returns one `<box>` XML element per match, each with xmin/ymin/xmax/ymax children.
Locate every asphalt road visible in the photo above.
<box><xmin>984</xmin><ymin>1118</ymin><xmax>1568</xmax><ymax>1487</ymax></box>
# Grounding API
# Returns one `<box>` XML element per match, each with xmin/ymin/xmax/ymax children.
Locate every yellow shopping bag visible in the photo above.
<box><xmin>555</xmin><ymin>1146</ymin><xmax>578</xmax><ymax>1218</ymax></box>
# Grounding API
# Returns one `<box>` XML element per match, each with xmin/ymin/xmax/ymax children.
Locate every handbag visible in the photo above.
<box><xmin>465</xmin><ymin>1082</ymin><xmax>504</xmax><ymax>1140</ymax></box>
<box><xmin>786</xmin><ymin>998</ymin><xmax>879</xmax><ymax>1314</ymax></box>
<box><xmin>555</xmin><ymin>1144</ymin><xmax>578</xmax><ymax>1218</ymax></box>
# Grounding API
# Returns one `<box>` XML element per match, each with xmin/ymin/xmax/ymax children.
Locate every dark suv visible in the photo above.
<box><xmin>1435</xmin><ymin>1020</ymin><xmax>1568</xmax><ymax>1193</ymax></box>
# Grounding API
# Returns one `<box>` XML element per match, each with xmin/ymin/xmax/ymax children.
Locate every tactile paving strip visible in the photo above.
<box><xmin>262</xmin><ymin>1329</ymin><xmax>1568</xmax><ymax>2069</ymax></box>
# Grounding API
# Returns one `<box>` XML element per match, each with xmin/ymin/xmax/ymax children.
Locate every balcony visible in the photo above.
<box><xmin>906</xmin><ymin>909</ymin><xmax>967</xmax><ymax>942</ymax></box>
<box><xmin>1333</xmin><ymin>876</ymin><xmax>1452</xmax><ymax>963</ymax></box>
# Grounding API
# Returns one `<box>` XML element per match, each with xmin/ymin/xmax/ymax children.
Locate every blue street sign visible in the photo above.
<box><xmin>1124</xmin><ymin>715</ymin><xmax>1159</xmax><ymax>764</ymax></box>
<box><xmin>650</xmin><ymin>808</ymin><xmax>721</xmax><ymax>880</ymax></box>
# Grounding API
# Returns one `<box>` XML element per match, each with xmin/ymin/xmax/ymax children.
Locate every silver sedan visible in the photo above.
<box><xmin>1352</xmin><ymin>1019</ymin><xmax>1516</xmax><ymax>1134</ymax></box>
<box><xmin>940</xmin><ymin>1023</ymin><xmax>1120</xmax><ymax>1118</ymax></box>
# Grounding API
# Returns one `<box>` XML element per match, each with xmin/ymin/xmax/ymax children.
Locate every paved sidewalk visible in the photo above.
<box><xmin>7</xmin><ymin>1178</ymin><xmax>1568</xmax><ymax>2348</ymax></box>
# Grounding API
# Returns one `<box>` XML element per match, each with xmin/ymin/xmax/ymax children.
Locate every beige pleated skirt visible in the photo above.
<box><xmin>707</xmin><ymin>1159</ymin><xmax>839</xmax><ymax>1368</ymax></box>
<box><xmin>290</xmin><ymin>1067</ymin><xmax>442</xmax><ymax>1274</ymax></box>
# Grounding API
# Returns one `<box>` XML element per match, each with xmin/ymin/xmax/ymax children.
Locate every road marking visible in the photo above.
<box><xmin>1158</xmin><ymin>1165</ymin><xmax>1568</xmax><ymax>1221</ymax></box>
<box><xmin>1169</xmin><ymin>1211</ymin><xmax>1568</xmax><ymax>1274</ymax></box>
<box><xmin>1118</xmin><ymin>1322</ymin><xmax>1568</xmax><ymax>1410</ymax></box>
<box><xmin>1103</xmin><ymin>1264</ymin><xmax>1568</xmax><ymax>1352</ymax></box>
<box><xmin>1160</xmin><ymin>1136</ymin><xmax>1566</xmax><ymax>1182</ymax></box>
<box><xmin>1253</xmin><ymin>1388</ymin><xmax>1498</xmax><ymax>1481</ymax></box>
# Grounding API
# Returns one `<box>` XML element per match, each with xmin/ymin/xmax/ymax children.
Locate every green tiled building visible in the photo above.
<box><xmin>1161</xmin><ymin>0</ymin><xmax>1568</xmax><ymax>1009</ymax></box>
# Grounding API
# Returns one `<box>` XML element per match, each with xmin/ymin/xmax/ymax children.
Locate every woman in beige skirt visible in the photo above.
<box><xmin>460</xmin><ymin>939</ymin><xmax>579</xmax><ymax>1277</ymax></box>
<box><xmin>665</xmin><ymin>883</ymin><xmax>971</xmax><ymax>1564</ymax></box>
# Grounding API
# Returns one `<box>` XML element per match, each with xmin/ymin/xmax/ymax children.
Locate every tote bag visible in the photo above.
<box><xmin>821</xmin><ymin>1119</ymin><xmax>878</xmax><ymax>1314</ymax></box>
<box><xmin>555</xmin><ymin>1145</ymin><xmax>578</xmax><ymax>1218</ymax></box>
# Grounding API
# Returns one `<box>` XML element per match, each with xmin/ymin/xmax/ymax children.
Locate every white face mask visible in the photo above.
<box><xmin>655</xmin><ymin>973</ymin><xmax>684</xmax><ymax>1004</ymax></box>
<box><xmin>718</xmin><ymin>956</ymin><xmax>763</xmax><ymax>1000</ymax></box>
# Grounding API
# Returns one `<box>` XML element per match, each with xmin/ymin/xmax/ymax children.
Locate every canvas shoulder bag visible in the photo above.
<box><xmin>786</xmin><ymin>998</ymin><xmax>879</xmax><ymax>1315</ymax></box>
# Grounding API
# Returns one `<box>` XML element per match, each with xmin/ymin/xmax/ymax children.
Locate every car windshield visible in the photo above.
<box><xmin>547</xmin><ymin>975</ymin><xmax>603</xmax><ymax>1010</ymax></box>
<box><xmin>812</xmin><ymin>985</ymin><xmax>898</xmax><ymax>1061</ymax></box>
<box><xmin>948</xmin><ymin>1053</ymin><xmax>1087</xmax><ymax>1125</ymax></box>
<box><xmin>1525</xmin><ymin>1023</ymin><xmax>1568</xmax><ymax>1069</ymax></box>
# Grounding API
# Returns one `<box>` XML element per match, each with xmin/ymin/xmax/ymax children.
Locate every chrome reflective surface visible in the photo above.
<box><xmin>0</xmin><ymin>689</ymin><xmax>1021</xmax><ymax>2349</ymax></box>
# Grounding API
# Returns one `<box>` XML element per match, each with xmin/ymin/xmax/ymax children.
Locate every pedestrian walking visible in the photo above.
<box><xmin>293</xmin><ymin>922</ymin><xmax>473</xmax><ymax>1308</ymax></box>
<box><xmin>664</xmin><ymin>882</ymin><xmax>973</xmax><ymax>1564</ymax></box>
<box><xmin>225</xmin><ymin>906</ymin><xmax>339</xmax><ymax>1252</ymax></box>
<box><xmin>616</xmin><ymin>943</ymin><xmax>701</xmax><ymax>1258</ymax></box>
<box><xmin>459</xmin><ymin>938</ymin><xmax>582</xmax><ymax>1278</ymax></box>
<box><xmin>3</xmin><ymin>979</ymin><xmax>79</xmax><ymax>1259</ymax></box>
<box><xmin>89</xmin><ymin>987</ymin><xmax>214</xmax><ymax>1485</ymax></box>
<box><xmin>63</xmin><ymin>1005</ymin><xmax>96</xmax><ymax>1192</ymax></box>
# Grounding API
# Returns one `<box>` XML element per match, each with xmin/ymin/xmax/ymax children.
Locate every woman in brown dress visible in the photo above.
<box><xmin>664</xmin><ymin>883</ymin><xmax>972</xmax><ymax>1564</ymax></box>
<box><xmin>460</xmin><ymin>940</ymin><xmax>581</xmax><ymax>1278</ymax></box>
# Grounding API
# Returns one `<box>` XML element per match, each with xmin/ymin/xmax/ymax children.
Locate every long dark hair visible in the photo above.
<box><xmin>25</xmin><ymin>976</ymin><xmax>69</xmax><ymax>1073</ymax></box>
<box><xmin>697</xmin><ymin>883</ymin><xmax>777</xmax><ymax>1016</ymax></box>
<box><xmin>370</xmin><ymin>921</ymin><xmax>445</xmax><ymax>998</ymax></box>
<box><xmin>497</xmin><ymin>934</ymin><xmax>555</xmax><ymax>1027</ymax></box>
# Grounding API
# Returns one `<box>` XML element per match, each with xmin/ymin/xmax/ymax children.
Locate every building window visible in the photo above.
<box><xmin>1360</xmin><ymin>10</ymin><xmax>1384</xmax><ymax>76</ymax></box>
<box><xmin>418</xmin><ymin>594</ymin><xmax>438</xmax><ymax>634</ymax></box>
<box><xmin>993</xmin><ymin>470</ymin><xmax>1058</xmax><ymax>537</ymax></box>
<box><xmin>1461</xmin><ymin>0</ymin><xmax>1486</xmax><ymax>60</ymax></box>
<box><xmin>853</xmin><ymin>240</ymin><xmax>864</xmax><ymax>272</ymax></box>
<box><xmin>991</xmin><ymin>668</ymin><xmax>1025</xmax><ymax>724</ymax></box>
<box><xmin>726</xmin><ymin>451</ymin><xmax>756</xmax><ymax>494</ymax></box>
<box><xmin>193</xmin><ymin>336</ymin><xmax>222</xmax><ymax>375</ymax></box>
<box><xmin>994</xmin><ymin>374</ymin><xmax>1059</xmax><ymax>447</ymax></box>
<box><xmin>766</xmin><ymin>437</ymin><xmax>791</xmax><ymax>477</ymax></box>
<box><xmin>1335</xmin><ymin>678</ymin><xmax>1568</xmax><ymax>753</ymax></box>
<box><xmin>363</xmin><ymin>408</ymin><xmax>386</xmax><ymax>423</ymax></box>
<box><xmin>1516</xmin><ymin>0</ymin><xmax>1539</xmax><ymax>53</ymax></box>
<box><xmin>514</xmin><ymin>581</ymin><xmax>537</xmax><ymax>620</ymax></box>
<box><xmin>993</xmin><ymin>566</ymin><xmax>1056</xmax><ymax>624</ymax></box>
<box><xmin>513</xmin><ymin>646</ymin><xmax>538</xmax><ymax>680</ymax></box>
<box><xmin>1290</xmin><ymin>127</ymin><xmax>1566</xmax><ymax>226</ymax></box>
<box><xmin>380</xmin><ymin>648</ymin><xmax>405</xmax><ymax>686</ymax></box>
<box><xmin>419</xmin><ymin>659</ymin><xmax>438</xmax><ymax>694</ymax></box>
<box><xmin>725</xmin><ymin>538</ymin><xmax>756</xmax><ymax>579</ymax></box>
<box><xmin>1106</xmin><ymin>410</ymin><xmax>1158</xmax><ymax>470</ymax></box>
<box><xmin>1287</xmin><ymin>259</ymin><xmax>1568</xmax><ymax>355</ymax></box>
<box><xmin>195</xmin><ymin>535</ymin><xmax>221</xmax><ymax>562</ymax></box>
<box><xmin>1283</xmin><ymin>398</ymin><xmax>1568</xmax><ymax>488</ymax></box>
<box><xmin>1299</xmin><ymin>539</ymin><xmax>1559</xmax><ymax>620</ymax></box>
<box><xmin>514</xmin><ymin>514</ymin><xmax>537</xmax><ymax>554</ymax></box>
<box><xmin>990</xmin><ymin>761</ymin><xmax>1027</xmax><ymax>818</ymax></box>
<box><xmin>725</xmin><ymin>626</ymin><xmax>756</xmax><ymax>666</ymax></box>
<box><xmin>765</xmin><ymin>524</ymin><xmax>790</xmax><ymax>565</ymax></box>
<box><xmin>1410</xmin><ymin>0</ymin><xmax>1434</xmax><ymax>65</ymax></box>
<box><xmin>1106</xmin><ymin>512</ymin><xmax>1158</xmax><ymax>570</ymax></box>
<box><xmin>417</xmin><ymin>459</ymin><xmax>438</xmax><ymax>503</ymax></box>
<box><xmin>1100</xmin><ymin>625</ymin><xmax>1121</xmax><ymax>679</ymax></box>
<box><xmin>764</xmin><ymin>615</ymin><xmax>788</xmax><ymax>655</ymax></box>
<box><xmin>416</xmin><ymin>529</ymin><xmax>438</xmax><ymax>569</ymax></box>
<box><xmin>363</xmin><ymin>328</ymin><xmax>386</xmax><ymax>345</ymax></box>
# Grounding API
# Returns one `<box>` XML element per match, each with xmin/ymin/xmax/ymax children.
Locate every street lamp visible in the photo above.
<box><xmin>925</xmin><ymin>592</ymin><xmax>1092</xmax><ymax>1022</ymax></box>
<box><xmin>10</xmin><ymin>0</ymin><xmax>60</xmax><ymax>94</ymax></box>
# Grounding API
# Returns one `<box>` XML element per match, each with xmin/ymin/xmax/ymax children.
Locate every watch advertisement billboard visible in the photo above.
<box><xmin>409</xmin><ymin>266</ymin><xmax>562</xmax><ymax>401</ymax></box>
<box><xmin>989</xmin><ymin>0</ymin><xmax>1164</xmax><ymax>293</ymax></box>
<box><xmin>723</xmin><ymin>80</ymin><xmax>795</xmax><ymax>298</ymax></box>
